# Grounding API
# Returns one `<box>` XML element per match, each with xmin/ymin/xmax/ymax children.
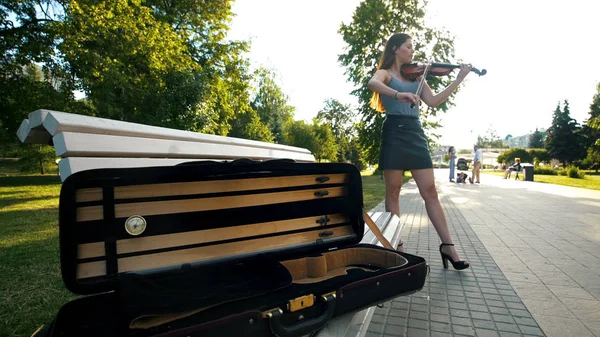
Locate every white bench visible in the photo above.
<box><xmin>16</xmin><ymin>109</ymin><xmax>315</xmax><ymax>181</ymax></box>
<box><xmin>506</xmin><ymin>167</ymin><xmax>523</xmax><ymax>180</ymax></box>
<box><xmin>17</xmin><ymin>109</ymin><xmax>402</xmax><ymax>337</ymax></box>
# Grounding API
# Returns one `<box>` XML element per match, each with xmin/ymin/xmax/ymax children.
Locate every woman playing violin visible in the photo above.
<box><xmin>367</xmin><ymin>33</ymin><xmax>472</xmax><ymax>270</ymax></box>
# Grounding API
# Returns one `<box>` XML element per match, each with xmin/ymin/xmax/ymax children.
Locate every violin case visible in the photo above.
<box><xmin>32</xmin><ymin>159</ymin><xmax>427</xmax><ymax>337</ymax></box>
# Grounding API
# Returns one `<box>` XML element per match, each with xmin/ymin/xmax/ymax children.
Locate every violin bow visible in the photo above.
<box><xmin>411</xmin><ymin>57</ymin><xmax>432</xmax><ymax>109</ymax></box>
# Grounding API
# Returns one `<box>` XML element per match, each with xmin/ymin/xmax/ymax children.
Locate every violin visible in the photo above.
<box><xmin>401</xmin><ymin>62</ymin><xmax>487</xmax><ymax>81</ymax></box>
<box><xmin>403</xmin><ymin>61</ymin><xmax>487</xmax><ymax>108</ymax></box>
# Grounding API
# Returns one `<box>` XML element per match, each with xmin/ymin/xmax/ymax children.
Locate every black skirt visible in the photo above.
<box><xmin>379</xmin><ymin>115</ymin><xmax>433</xmax><ymax>171</ymax></box>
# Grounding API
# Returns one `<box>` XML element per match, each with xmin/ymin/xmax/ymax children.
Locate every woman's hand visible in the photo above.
<box><xmin>396</xmin><ymin>92</ymin><xmax>421</xmax><ymax>105</ymax></box>
<box><xmin>457</xmin><ymin>63</ymin><xmax>472</xmax><ymax>81</ymax></box>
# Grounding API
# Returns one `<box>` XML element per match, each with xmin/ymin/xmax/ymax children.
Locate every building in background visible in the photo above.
<box><xmin>505</xmin><ymin>128</ymin><xmax>547</xmax><ymax>148</ymax></box>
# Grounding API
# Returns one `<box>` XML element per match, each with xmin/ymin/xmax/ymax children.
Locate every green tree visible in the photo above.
<box><xmin>228</xmin><ymin>109</ymin><xmax>273</xmax><ymax>142</ymax></box>
<box><xmin>528</xmin><ymin>128</ymin><xmax>545</xmax><ymax>148</ymax></box>
<box><xmin>582</xmin><ymin>83</ymin><xmax>600</xmax><ymax>170</ymax></box>
<box><xmin>476</xmin><ymin>126</ymin><xmax>507</xmax><ymax>148</ymax></box>
<box><xmin>249</xmin><ymin>68</ymin><xmax>295</xmax><ymax>143</ymax></box>
<box><xmin>0</xmin><ymin>0</ymin><xmax>63</xmax><ymax>76</ymax></box>
<box><xmin>338</xmin><ymin>0</ymin><xmax>459</xmax><ymax>164</ymax></box>
<box><xmin>545</xmin><ymin>100</ymin><xmax>586</xmax><ymax>167</ymax></box>
<box><xmin>528</xmin><ymin>149</ymin><xmax>551</xmax><ymax>166</ymax></box>
<box><xmin>316</xmin><ymin>99</ymin><xmax>356</xmax><ymax>161</ymax></box>
<box><xmin>284</xmin><ymin>120</ymin><xmax>315</xmax><ymax>152</ymax></box>
<box><xmin>3</xmin><ymin>0</ymin><xmax>255</xmax><ymax>136</ymax></box>
<box><xmin>0</xmin><ymin>63</ymin><xmax>93</xmax><ymax>171</ymax></box>
<box><xmin>347</xmin><ymin>134</ymin><xmax>368</xmax><ymax>170</ymax></box>
<box><xmin>311</xmin><ymin>119</ymin><xmax>339</xmax><ymax>162</ymax></box>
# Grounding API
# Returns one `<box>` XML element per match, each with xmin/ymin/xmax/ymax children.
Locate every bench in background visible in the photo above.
<box><xmin>16</xmin><ymin>109</ymin><xmax>402</xmax><ymax>337</ymax></box>
<box><xmin>507</xmin><ymin>167</ymin><xmax>523</xmax><ymax>180</ymax></box>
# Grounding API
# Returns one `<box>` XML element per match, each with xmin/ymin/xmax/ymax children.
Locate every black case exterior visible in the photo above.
<box><xmin>34</xmin><ymin>159</ymin><xmax>428</xmax><ymax>337</ymax></box>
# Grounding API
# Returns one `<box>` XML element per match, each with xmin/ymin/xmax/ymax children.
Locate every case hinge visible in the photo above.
<box><xmin>320</xmin><ymin>291</ymin><xmax>337</xmax><ymax>302</ymax></box>
<box><xmin>287</xmin><ymin>294</ymin><xmax>315</xmax><ymax>312</ymax></box>
<box><xmin>262</xmin><ymin>307</ymin><xmax>283</xmax><ymax>318</ymax></box>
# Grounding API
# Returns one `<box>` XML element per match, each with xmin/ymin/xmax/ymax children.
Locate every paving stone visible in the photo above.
<box><xmin>362</xmin><ymin>177</ymin><xmax>553</xmax><ymax>337</ymax></box>
<box><xmin>405</xmin><ymin>327</ymin><xmax>429</xmax><ymax>337</ymax></box>
<box><xmin>475</xmin><ymin>329</ymin><xmax>501</xmax><ymax>337</ymax></box>
<box><xmin>430</xmin><ymin>313</ymin><xmax>450</xmax><ymax>323</ymax></box>
<box><xmin>473</xmin><ymin>319</ymin><xmax>496</xmax><ymax>330</ymax></box>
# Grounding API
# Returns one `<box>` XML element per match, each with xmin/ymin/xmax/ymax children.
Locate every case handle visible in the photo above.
<box><xmin>313</xmin><ymin>190</ymin><xmax>329</xmax><ymax>197</ymax></box>
<box><xmin>266</xmin><ymin>293</ymin><xmax>336</xmax><ymax>337</ymax></box>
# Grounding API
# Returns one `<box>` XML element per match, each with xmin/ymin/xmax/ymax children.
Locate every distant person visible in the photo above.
<box><xmin>503</xmin><ymin>158</ymin><xmax>522</xmax><ymax>179</ymax></box>
<box><xmin>471</xmin><ymin>145</ymin><xmax>482</xmax><ymax>184</ymax></box>
<box><xmin>367</xmin><ymin>32</ymin><xmax>471</xmax><ymax>270</ymax></box>
<box><xmin>448</xmin><ymin>146</ymin><xmax>456</xmax><ymax>182</ymax></box>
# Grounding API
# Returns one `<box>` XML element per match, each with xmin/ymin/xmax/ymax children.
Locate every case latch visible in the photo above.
<box><xmin>287</xmin><ymin>294</ymin><xmax>315</xmax><ymax>312</ymax></box>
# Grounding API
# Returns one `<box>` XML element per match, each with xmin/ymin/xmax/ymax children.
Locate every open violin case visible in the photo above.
<box><xmin>32</xmin><ymin>159</ymin><xmax>427</xmax><ymax>337</ymax></box>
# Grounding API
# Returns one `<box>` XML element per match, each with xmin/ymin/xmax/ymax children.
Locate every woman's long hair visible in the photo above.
<box><xmin>370</xmin><ymin>33</ymin><xmax>412</xmax><ymax>112</ymax></box>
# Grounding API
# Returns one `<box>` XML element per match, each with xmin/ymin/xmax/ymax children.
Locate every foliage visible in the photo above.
<box><xmin>17</xmin><ymin>144</ymin><xmax>57</xmax><ymax>174</ymax></box>
<box><xmin>227</xmin><ymin>108</ymin><xmax>273</xmax><ymax>142</ymax></box>
<box><xmin>0</xmin><ymin>63</ymin><xmax>93</xmax><ymax>171</ymax></box>
<box><xmin>316</xmin><ymin>98</ymin><xmax>357</xmax><ymax>162</ymax></box>
<box><xmin>248</xmin><ymin>67</ymin><xmax>295</xmax><ymax>143</ymax></box>
<box><xmin>567</xmin><ymin>166</ymin><xmax>585</xmax><ymax>178</ymax></box>
<box><xmin>583</xmin><ymin>148</ymin><xmax>600</xmax><ymax>172</ymax></box>
<box><xmin>476</xmin><ymin>126</ymin><xmax>507</xmax><ymax>148</ymax></box>
<box><xmin>348</xmin><ymin>136</ymin><xmax>368</xmax><ymax>170</ymax></box>
<box><xmin>2</xmin><ymin>0</ymin><xmax>256</xmax><ymax>137</ymax></box>
<box><xmin>284</xmin><ymin>120</ymin><xmax>315</xmax><ymax>154</ymax></box>
<box><xmin>338</xmin><ymin>0</ymin><xmax>458</xmax><ymax>164</ymax></box>
<box><xmin>533</xmin><ymin>167</ymin><xmax>557</xmax><ymax>175</ymax></box>
<box><xmin>311</xmin><ymin>119</ymin><xmax>338</xmax><ymax>162</ymax></box>
<box><xmin>582</xmin><ymin>83</ymin><xmax>600</xmax><ymax>171</ymax></box>
<box><xmin>528</xmin><ymin>149</ymin><xmax>551</xmax><ymax>165</ymax></box>
<box><xmin>497</xmin><ymin>148</ymin><xmax>532</xmax><ymax>164</ymax></box>
<box><xmin>544</xmin><ymin>100</ymin><xmax>587</xmax><ymax>167</ymax></box>
<box><xmin>0</xmin><ymin>0</ymin><xmax>64</xmax><ymax>77</ymax></box>
<box><xmin>528</xmin><ymin>129</ymin><xmax>545</xmax><ymax>148</ymax></box>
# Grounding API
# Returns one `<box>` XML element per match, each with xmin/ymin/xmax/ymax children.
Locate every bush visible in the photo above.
<box><xmin>533</xmin><ymin>168</ymin><xmax>557</xmax><ymax>175</ymax></box>
<box><xmin>567</xmin><ymin>166</ymin><xmax>585</xmax><ymax>178</ymax></box>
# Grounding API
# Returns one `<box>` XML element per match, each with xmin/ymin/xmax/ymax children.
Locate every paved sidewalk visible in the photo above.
<box><xmin>366</xmin><ymin>170</ymin><xmax>600</xmax><ymax>337</ymax></box>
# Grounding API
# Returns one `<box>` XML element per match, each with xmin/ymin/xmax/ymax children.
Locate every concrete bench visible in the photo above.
<box><xmin>17</xmin><ymin>109</ymin><xmax>402</xmax><ymax>337</ymax></box>
<box><xmin>16</xmin><ymin>109</ymin><xmax>315</xmax><ymax>181</ymax></box>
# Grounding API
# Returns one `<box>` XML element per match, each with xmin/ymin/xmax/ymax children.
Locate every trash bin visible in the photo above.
<box><xmin>522</xmin><ymin>164</ymin><xmax>534</xmax><ymax>181</ymax></box>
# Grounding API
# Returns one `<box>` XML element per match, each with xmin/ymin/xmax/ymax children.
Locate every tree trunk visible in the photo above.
<box><xmin>40</xmin><ymin>158</ymin><xmax>45</xmax><ymax>175</ymax></box>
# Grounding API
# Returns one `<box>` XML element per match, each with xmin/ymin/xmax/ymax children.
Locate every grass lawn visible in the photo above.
<box><xmin>482</xmin><ymin>170</ymin><xmax>600</xmax><ymax>191</ymax></box>
<box><xmin>360</xmin><ymin>169</ymin><xmax>412</xmax><ymax>210</ymax></box>
<box><xmin>0</xmin><ymin>165</ymin><xmax>400</xmax><ymax>337</ymax></box>
<box><xmin>0</xmin><ymin>174</ymin><xmax>75</xmax><ymax>337</ymax></box>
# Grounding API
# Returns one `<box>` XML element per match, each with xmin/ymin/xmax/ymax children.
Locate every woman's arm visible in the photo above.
<box><xmin>419</xmin><ymin>64</ymin><xmax>472</xmax><ymax>108</ymax></box>
<box><xmin>368</xmin><ymin>70</ymin><xmax>420</xmax><ymax>105</ymax></box>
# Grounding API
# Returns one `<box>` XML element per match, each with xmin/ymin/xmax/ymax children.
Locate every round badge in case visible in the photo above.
<box><xmin>125</xmin><ymin>215</ymin><xmax>147</xmax><ymax>236</ymax></box>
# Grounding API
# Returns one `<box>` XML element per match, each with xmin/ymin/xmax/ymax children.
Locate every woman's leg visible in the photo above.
<box><xmin>383</xmin><ymin>169</ymin><xmax>405</xmax><ymax>252</ymax></box>
<box><xmin>449</xmin><ymin>160</ymin><xmax>455</xmax><ymax>181</ymax></box>
<box><xmin>410</xmin><ymin>168</ymin><xmax>468</xmax><ymax>265</ymax></box>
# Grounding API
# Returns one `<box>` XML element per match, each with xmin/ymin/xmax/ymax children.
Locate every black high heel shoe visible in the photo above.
<box><xmin>439</xmin><ymin>243</ymin><xmax>470</xmax><ymax>270</ymax></box>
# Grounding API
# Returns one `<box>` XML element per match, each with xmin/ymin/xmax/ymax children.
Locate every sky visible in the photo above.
<box><xmin>226</xmin><ymin>0</ymin><xmax>600</xmax><ymax>149</ymax></box>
